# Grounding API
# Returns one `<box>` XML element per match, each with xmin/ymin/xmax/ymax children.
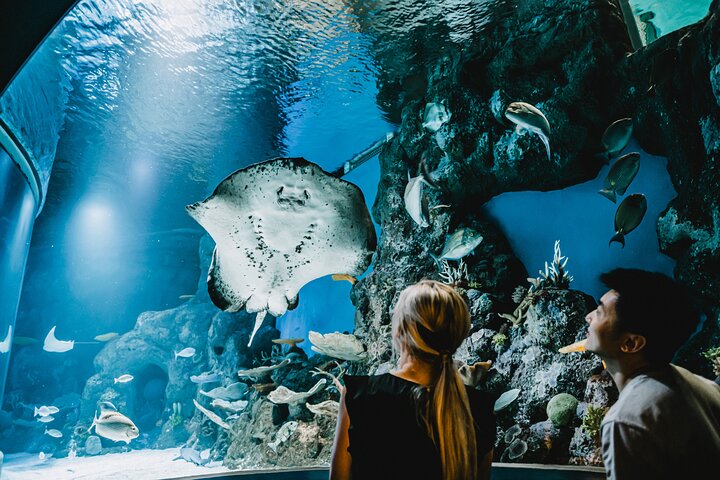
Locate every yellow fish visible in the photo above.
<box><xmin>558</xmin><ymin>339</ymin><xmax>587</xmax><ymax>353</ymax></box>
<box><xmin>94</xmin><ymin>332</ymin><xmax>119</xmax><ymax>342</ymax></box>
<box><xmin>331</xmin><ymin>274</ymin><xmax>357</xmax><ymax>285</ymax></box>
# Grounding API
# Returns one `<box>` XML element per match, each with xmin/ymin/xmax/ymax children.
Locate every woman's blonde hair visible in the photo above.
<box><xmin>391</xmin><ymin>279</ymin><xmax>477</xmax><ymax>480</ymax></box>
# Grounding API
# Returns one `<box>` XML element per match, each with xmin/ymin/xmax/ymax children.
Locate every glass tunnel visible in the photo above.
<box><xmin>0</xmin><ymin>0</ymin><xmax>717</xmax><ymax>479</ymax></box>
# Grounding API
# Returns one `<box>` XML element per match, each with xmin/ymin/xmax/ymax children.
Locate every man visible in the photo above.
<box><xmin>585</xmin><ymin>268</ymin><xmax>720</xmax><ymax>479</ymax></box>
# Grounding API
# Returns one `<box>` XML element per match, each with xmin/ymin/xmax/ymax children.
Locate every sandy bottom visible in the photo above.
<box><xmin>1</xmin><ymin>448</ymin><xmax>236</xmax><ymax>480</ymax></box>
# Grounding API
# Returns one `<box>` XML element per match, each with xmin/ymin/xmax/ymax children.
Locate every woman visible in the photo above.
<box><xmin>330</xmin><ymin>280</ymin><xmax>495</xmax><ymax>480</ymax></box>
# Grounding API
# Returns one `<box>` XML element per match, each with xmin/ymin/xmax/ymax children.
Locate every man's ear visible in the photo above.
<box><xmin>620</xmin><ymin>334</ymin><xmax>647</xmax><ymax>354</ymax></box>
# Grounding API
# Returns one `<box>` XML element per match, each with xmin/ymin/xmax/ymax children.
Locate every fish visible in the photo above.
<box><xmin>268</xmin><ymin>421</ymin><xmax>298</xmax><ymax>453</ymax></box>
<box><xmin>598</xmin><ymin>152</ymin><xmax>641</xmax><ymax>203</ymax></box>
<box><xmin>438</xmin><ymin>227</ymin><xmax>484</xmax><ymax>261</ymax></box>
<box><xmin>94</xmin><ymin>332</ymin><xmax>119</xmax><ymax>342</ymax></box>
<box><xmin>331</xmin><ymin>131</ymin><xmax>396</xmax><ymax>177</ymax></box>
<box><xmin>600</xmin><ymin>118</ymin><xmax>633</xmax><ymax>161</ymax></box>
<box><xmin>193</xmin><ymin>399</ymin><xmax>230</xmax><ymax>430</ymax></box>
<box><xmin>0</xmin><ymin>325</ymin><xmax>11</xmax><ymax>353</ymax></box>
<box><xmin>558</xmin><ymin>339</ymin><xmax>587</xmax><ymax>353</ymax></box>
<box><xmin>37</xmin><ymin>415</ymin><xmax>55</xmax><ymax>423</ymax></box>
<box><xmin>422</xmin><ymin>102</ymin><xmax>451</xmax><ymax>132</ymax></box>
<box><xmin>174</xmin><ymin>347</ymin><xmax>196</xmax><ymax>359</ymax></box>
<box><xmin>89</xmin><ymin>410</ymin><xmax>139</xmax><ymax>444</ymax></box>
<box><xmin>504</xmin><ymin>101</ymin><xmax>551</xmax><ymax>160</ymax></box>
<box><xmin>34</xmin><ymin>405</ymin><xmax>60</xmax><ymax>417</ymax></box>
<box><xmin>404</xmin><ymin>173</ymin><xmax>431</xmax><ymax>227</ymax></box>
<box><xmin>610</xmin><ymin>193</ymin><xmax>647</xmax><ymax>248</ymax></box>
<box><xmin>98</xmin><ymin>401</ymin><xmax>118</xmax><ymax>413</ymax></box>
<box><xmin>190</xmin><ymin>372</ymin><xmax>223</xmax><ymax>384</ymax></box>
<box><xmin>172</xmin><ymin>447</ymin><xmax>210</xmax><ymax>466</ymax></box>
<box><xmin>199</xmin><ymin>382</ymin><xmax>248</xmax><ymax>401</ymax></box>
<box><xmin>43</xmin><ymin>326</ymin><xmax>74</xmax><ymax>353</ymax></box>
<box><xmin>331</xmin><ymin>274</ymin><xmax>357</xmax><ymax>285</ymax></box>
<box><xmin>44</xmin><ymin>428</ymin><xmax>63</xmax><ymax>438</ymax></box>
<box><xmin>12</xmin><ymin>336</ymin><xmax>38</xmax><ymax>346</ymax></box>
<box><xmin>178</xmin><ymin>294</ymin><xmax>195</xmax><ymax>300</ymax></box>
<box><xmin>114</xmin><ymin>374</ymin><xmax>134</xmax><ymax>384</ymax></box>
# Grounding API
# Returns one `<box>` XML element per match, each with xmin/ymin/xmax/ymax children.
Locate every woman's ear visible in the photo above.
<box><xmin>620</xmin><ymin>334</ymin><xmax>647</xmax><ymax>354</ymax></box>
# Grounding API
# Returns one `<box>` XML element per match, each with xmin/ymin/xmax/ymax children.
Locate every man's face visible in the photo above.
<box><xmin>585</xmin><ymin>289</ymin><xmax>625</xmax><ymax>358</ymax></box>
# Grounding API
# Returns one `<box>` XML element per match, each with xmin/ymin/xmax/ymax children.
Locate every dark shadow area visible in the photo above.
<box><xmin>133</xmin><ymin>364</ymin><xmax>168</xmax><ymax>433</ymax></box>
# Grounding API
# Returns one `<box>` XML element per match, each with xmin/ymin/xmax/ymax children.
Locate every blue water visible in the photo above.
<box><xmin>629</xmin><ymin>0</ymin><xmax>713</xmax><ymax>42</ymax></box>
<box><xmin>484</xmin><ymin>139</ymin><xmax>676</xmax><ymax>301</ymax></box>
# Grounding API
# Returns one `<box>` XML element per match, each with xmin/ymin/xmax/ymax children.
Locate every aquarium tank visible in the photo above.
<box><xmin>0</xmin><ymin>0</ymin><xmax>718</xmax><ymax>478</ymax></box>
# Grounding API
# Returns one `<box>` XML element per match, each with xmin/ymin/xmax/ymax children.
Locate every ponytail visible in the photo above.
<box><xmin>393</xmin><ymin>280</ymin><xmax>478</xmax><ymax>480</ymax></box>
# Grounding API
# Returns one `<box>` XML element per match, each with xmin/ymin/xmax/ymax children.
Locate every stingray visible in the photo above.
<box><xmin>186</xmin><ymin>157</ymin><xmax>376</xmax><ymax>346</ymax></box>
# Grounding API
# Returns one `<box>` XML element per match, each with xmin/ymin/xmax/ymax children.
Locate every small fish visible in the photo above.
<box><xmin>199</xmin><ymin>382</ymin><xmax>249</xmax><ymax>401</ymax></box>
<box><xmin>600</xmin><ymin>118</ymin><xmax>633</xmax><ymax>161</ymax></box>
<box><xmin>13</xmin><ymin>336</ymin><xmax>39</xmax><ymax>346</ymax></box>
<box><xmin>193</xmin><ymin>399</ymin><xmax>230</xmax><ymax>430</ymax></box>
<box><xmin>598</xmin><ymin>152</ymin><xmax>640</xmax><ymax>203</ymax></box>
<box><xmin>43</xmin><ymin>326</ymin><xmax>74</xmax><ymax>353</ymax></box>
<box><xmin>37</xmin><ymin>415</ymin><xmax>55</xmax><ymax>423</ymax></box>
<box><xmin>422</xmin><ymin>102</ymin><xmax>451</xmax><ymax>132</ymax></box>
<box><xmin>38</xmin><ymin>451</ymin><xmax>48</xmax><ymax>460</ymax></box>
<box><xmin>558</xmin><ymin>339</ymin><xmax>587</xmax><ymax>353</ymax></box>
<box><xmin>331</xmin><ymin>274</ymin><xmax>357</xmax><ymax>285</ymax></box>
<box><xmin>610</xmin><ymin>193</ymin><xmax>647</xmax><ymax>248</ymax></box>
<box><xmin>190</xmin><ymin>372</ymin><xmax>223</xmax><ymax>384</ymax></box>
<box><xmin>504</xmin><ymin>101</ymin><xmax>551</xmax><ymax>160</ymax></box>
<box><xmin>94</xmin><ymin>332</ymin><xmax>119</xmax><ymax>342</ymax></box>
<box><xmin>0</xmin><ymin>325</ymin><xmax>11</xmax><ymax>353</ymax></box>
<box><xmin>114</xmin><ymin>374</ymin><xmax>134</xmax><ymax>384</ymax></box>
<box><xmin>34</xmin><ymin>405</ymin><xmax>60</xmax><ymax>417</ymax></box>
<box><xmin>44</xmin><ymin>428</ymin><xmax>63</xmax><ymax>438</ymax></box>
<box><xmin>178</xmin><ymin>294</ymin><xmax>195</xmax><ymax>300</ymax></box>
<box><xmin>438</xmin><ymin>227</ymin><xmax>484</xmax><ymax>261</ymax></box>
<box><xmin>174</xmin><ymin>347</ymin><xmax>196</xmax><ymax>359</ymax></box>
<box><xmin>89</xmin><ymin>410</ymin><xmax>139</xmax><ymax>444</ymax></box>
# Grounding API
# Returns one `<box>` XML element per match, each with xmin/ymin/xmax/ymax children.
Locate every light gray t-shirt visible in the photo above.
<box><xmin>601</xmin><ymin>364</ymin><xmax>720</xmax><ymax>479</ymax></box>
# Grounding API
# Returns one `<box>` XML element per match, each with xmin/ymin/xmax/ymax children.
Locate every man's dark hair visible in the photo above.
<box><xmin>600</xmin><ymin>268</ymin><xmax>700</xmax><ymax>364</ymax></box>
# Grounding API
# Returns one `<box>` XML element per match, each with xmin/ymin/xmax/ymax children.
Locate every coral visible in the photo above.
<box><xmin>492</xmin><ymin>332</ymin><xmax>508</xmax><ymax>349</ymax></box>
<box><xmin>581</xmin><ymin>404</ymin><xmax>608</xmax><ymax>445</ymax></box>
<box><xmin>169</xmin><ymin>402</ymin><xmax>184</xmax><ymax>428</ymax></box>
<box><xmin>507</xmin><ymin>438</ymin><xmax>528</xmax><ymax>460</ymax></box>
<box><xmin>501</xmin><ymin>240</ymin><xmax>573</xmax><ymax>325</ymax></box>
<box><xmin>702</xmin><ymin>346</ymin><xmax>720</xmax><ymax>377</ymax></box>
<box><xmin>267</xmin><ymin>379</ymin><xmax>326</xmax><ymax>406</ymax></box>
<box><xmin>546</xmin><ymin>393</ymin><xmax>578</xmax><ymax>428</ymax></box>
<box><xmin>308</xmin><ymin>331</ymin><xmax>367</xmax><ymax>362</ymax></box>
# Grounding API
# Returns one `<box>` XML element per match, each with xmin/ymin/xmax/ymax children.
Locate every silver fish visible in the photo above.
<box><xmin>610</xmin><ymin>193</ymin><xmax>647</xmax><ymax>248</ymax></box>
<box><xmin>422</xmin><ymin>103</ymin><xmax>451</xmax><ymax>132</ymax></box>
<box><xmin>600</xmin><ymin>118</ymin><xmax>633</xmax><ymax>160</ymax></box>
<box><xmin>34</xmin><ymin>406</ymin><xmax>59</xmax><ymax>417</ymax></box>
<box><xmin>44</xmin><ymin>428</ymin><xmax>63</xmax><ymax>438</ymax></box>
<box><xmin>199</xmin><ymin>382</ymin><xmax>248</xmax><ymax>401</ymax></box>
<box><xmin>598</xmin><ymin>152</ymin><xmax>640</xmax><ymax>203</ymax></box>
<box><xmin>438</xmin><ymin>228</ymin><xmax>483</xmax><ymax>260</ymax></box>
<box><xmin>174</xmin><ymin>347</ymin><xmax>196</xmax><ymax>359</ymax></box>
<box><xmin>89</xmin><ymin>410</ymin><xmax>139</xmax><ymax>444</ymax></box>
<box><xmin>37</xmin><ymin>415</ymin><xmax>55</xmax><ymax>423</ymax></box>
<box><xmin>504</xmin><ymin>101</ymin><xmax>551</xmax><ymax>160</ymax></box>
<box><xmin>403</xmin><ymin>174</ymin><xmax>430</xmax><ymax>227</ymax></box>
<box><xmin>114</xmin><ymin>374</ymin><xmax>134</xmax><ymax>384</ymax></box>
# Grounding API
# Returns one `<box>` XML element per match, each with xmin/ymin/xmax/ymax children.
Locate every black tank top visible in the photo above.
<box><xmin>344</xmin><ymin>373</ymin><xmax>496</xmax><ymax>480</ymax></box>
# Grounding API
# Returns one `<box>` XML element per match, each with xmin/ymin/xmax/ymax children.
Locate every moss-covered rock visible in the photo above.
<box><xmin>546</xmin><ymin>393</ymin><xmax>579</xmax><ymax>428</ymax></box>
